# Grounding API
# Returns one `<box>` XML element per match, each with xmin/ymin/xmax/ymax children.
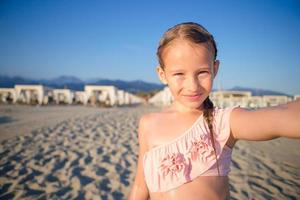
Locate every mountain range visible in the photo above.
<box><xmin>0</xmin><ymin>75</ymin><xmax>291</xmax><ymax>96</ymax></box>
<box><xmin>0</xmin><ymin>75</ymin><xmax>164</xmax><ymax>93</ymax></box>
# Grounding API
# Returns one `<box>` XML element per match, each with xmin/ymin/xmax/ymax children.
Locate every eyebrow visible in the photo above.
<box><xmin>169</xmin><ymin>67</ymin><xmax>211</xmax><ymax>73</ymax></box>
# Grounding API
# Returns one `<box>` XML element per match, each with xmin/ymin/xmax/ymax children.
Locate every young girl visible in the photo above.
<box><xmin>128</xmin><ymin>22</ymin><xmax>300</xmax><ymax>200</ymax></box>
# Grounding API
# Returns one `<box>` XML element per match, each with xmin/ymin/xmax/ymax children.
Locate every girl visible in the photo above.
<box><xmin>128</xmin><ymin>22</ymin><xmax>300</xmax><ymax>200</ymax></box>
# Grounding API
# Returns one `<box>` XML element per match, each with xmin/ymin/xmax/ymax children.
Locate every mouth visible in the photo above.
<box><xmin>183</xmin><ymin>94</ymin><xmax>202</xmax><ymax>101</ymax></box>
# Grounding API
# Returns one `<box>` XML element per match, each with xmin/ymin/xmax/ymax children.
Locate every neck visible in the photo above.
<box><xmin>170</xmin><ymin>101</ymin><xmax>204</xmax><ymax>114</ymax></box>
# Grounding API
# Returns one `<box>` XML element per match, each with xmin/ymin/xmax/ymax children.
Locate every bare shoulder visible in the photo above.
<box><xmin>138</xmin><ymin>111</ymin><xmax>166</xmax><ymax>132</ymax></box>
<box><xmin>138</xmin><ymin>111</ymin><xmax>168</xmax><ymax>148</ymax></box>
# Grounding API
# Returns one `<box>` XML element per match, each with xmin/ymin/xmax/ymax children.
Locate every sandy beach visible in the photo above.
<box><xmin>0</xmin><ymin>105</ymin><xmax>299</xmax><ymax>199</ymax></box>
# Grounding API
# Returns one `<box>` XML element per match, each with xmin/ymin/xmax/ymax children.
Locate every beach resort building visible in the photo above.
<box><xmin>148</xmin><ymin>87</ymin><xmax>296</xmax><ymax>108</ymax></box>
<box><xmin>117</xmin><ymin>90</ymin><xmax>145</xmax><ymax>105</ymax></box>
<box><xmin>210</xmin><ymin>91</ymin><xmax>252</xmax><ymax>108</ymax></box>
<box><xmin>117</xmin><ymin>90</ymin><xmax>126</xmax><ymax>105</ymax></box>
<box><xmin>262</xmin><ymin>95</ymin><xmax>289</xmax><ymax>107</ymax></box>
<box><xmin>0</xmin><ymin>88</ymin><xmax>17</xmax><ymax>103</ymax></box>
<box><xmin>246</xmin><ymin>96</ymin><xmax>264</xmax><ymax>108</ymax></box>
<box><xmin>0</xmin><ymin>85</ymin><xmax>296</xmax><ymax>108</ymax></box>
<box><xmin>148</xmin><ymin>87</ymin><xmax>173</xmax><ymax>106</ymax></box>
<box><xmin>128</xmin><ymin>93</ymin><xmax>146</xmax><ymax>105</ymax></box>
<box><xmin>14</xmin><ymin>85</ymin><xmax>51</xmax><ymax>105</ymax></box>
<box><xmin>74</xmin><ymin>91</ymin><xmax>88</xmax><ymax>105</ymax></box>
<box><xmin>0</xmin><ymin>84</ymin><xmax>144</xmax><ymax>106</ymax></box>
<box><xmin>84</xmin><ymin>85</ymin><xmax>119</xmax><ymax>106</ymax></box>
<box><xmin>293</xmin><ymin>95</ymin><xmax>300</xmax><ymax>101</ymax></box>
<box><xmin>52</xmin><ymin>89</ymin><xmax>75</xmax><ymax>104</ymax></box>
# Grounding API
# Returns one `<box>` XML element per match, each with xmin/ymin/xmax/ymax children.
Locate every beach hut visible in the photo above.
<box><xmin>148</xmin><ymin>87</ymin><xmax>173</xmax><ymax>106</ymax></box>
<box><xmin>246</xmin><ymin>96</ymin><xmax>264</xmax><ymax>108</ymax></box>
<box><xmin>84</xmin><ymin>85</ymin><xmax>118</xmax><ymax>106</ymax></box>
<box><xmin>128</xmin><ymin>93</ymin><xmax>145</xmax><ymax>105</ymax></box>
<box><xmin>210</xmin><ymin>91</ymin><xmax>251</xmax><ymax>108</ymax></box>
<box><xmin>74</xmin><ymin>91</ymin><xmax>88</xmax><ymax>105</ymax></box>
<box><xmin>117</xmin><ymin>90</ymin><xmax>125</xmax><ymax>105</ymax></box>
<box><xmin>53</xmin><ymin>89</ymin><xmax>74</xmax><ymax>104</ymax></box>
<box><xmin>262</xmin><ymin>95</ymin><xmax>288</xmax><ymax>107</ymax></box>
<box><xmin>14</xmin><ymin>85</ymin><xmax>46</xmax><ymax>105</ymax></box>
<box><xmin>294</xmin><ymin>95</ymin><xmax>300</xmax><ymax>101</ymax></box>
<box><xmin>0</xmin><ymin>88</ymin><xmax>17</xmax><ymax>104</ymax></box>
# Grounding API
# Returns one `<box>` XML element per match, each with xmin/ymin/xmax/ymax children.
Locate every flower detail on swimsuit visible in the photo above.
<box><xmin>187</xmin><ymin>138</ymin><xmax>214</xmax><ymax>162</ymax></box>
<box><xmin>159</xmin><ymin>153</ymin><xmax>186</xmax><ymax>179</ymax></box>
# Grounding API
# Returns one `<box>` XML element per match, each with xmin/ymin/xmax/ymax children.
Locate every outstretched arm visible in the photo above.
<box><xmin>128</xmin><ymin>115</ymin><xmax>150</xmax><ymax>200</ymax></box>
<box><xmin>230</xmin><ymin>99</ymin><xmax>300</xmax><ymax>141</ymax></box>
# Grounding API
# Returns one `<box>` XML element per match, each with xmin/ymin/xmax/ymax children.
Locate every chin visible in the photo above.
<box><xmin>182</xmin><ymin>101</ymin><xmax>203</xmax><ymax>109</ymax></box>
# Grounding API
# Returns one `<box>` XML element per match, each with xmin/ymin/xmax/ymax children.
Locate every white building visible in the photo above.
<box><xmin>127</xmin><ymin>93</ymin><xmax>145</xmax><ymax>105</ymax></box>
<box><xmin>0</xmin><ymin>88</ymin><xmax>17</xmax><ymax>103</ymax></box>
<box><xmin>14</xmin><ymin>85</ymin><xmax>47</xmax><ymax>105</ymax></box>
<box><xmin>0</xmin><ymin>84</ymin><xmax>146</xmax><ymax>107</ymax></box>
<box><xmin>148</xmin><ymin>87</ymin><xmax>173</xmax><ymax>106</ymax></box>
<box><xmin>53</xmin><ymin>89</ymin><xmax>74</xmax><ymax>104</ymax></box>
<box><xmin>84</xmin><ymin>85</ymin><xmax>119</xmax><ymax>106</ymax></box>
<box><xmin>74</xmin><ymin>91</ymin><xmax>88</xmax><ymax>104</ymax></box>
<box><xmin>210</xmin><ymin>91</ymin><xmax>251</xmax><ymax>108</ymax></box>
<box><xmin>294</xmin><ymin>95</ymin><xmax>300</xmax><ymax>101</ymax></box>
<box><xmin>262</xmin><ymin>95</ymin><xmax>289</xmax><ymax>107</ymax></box>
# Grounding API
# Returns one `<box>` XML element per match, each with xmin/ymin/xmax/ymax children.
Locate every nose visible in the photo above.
<box><xmin>186</xmin><ymin>76</ymin><xmax>200</xmax><ymax>92</ymax></box>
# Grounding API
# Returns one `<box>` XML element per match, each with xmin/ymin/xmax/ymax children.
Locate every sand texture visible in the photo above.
<box><xmin>0</xmin><ymin>105</ymin><xmax>299</xmax><ymax>199</ymax></box>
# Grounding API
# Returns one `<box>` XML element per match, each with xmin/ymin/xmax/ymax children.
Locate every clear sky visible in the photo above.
<box><xmin>1</xmin><ymin>0</ymin><xmax>300</xmax><ymax>95</ymax></box>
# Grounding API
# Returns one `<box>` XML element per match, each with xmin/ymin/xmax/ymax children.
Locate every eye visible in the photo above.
<box><xmin>198</xmin><ymin>71</ymin><xmax>209</xmax><ymax>75</ymax></box>
<box><xmin>173</xmin><ymin>73</ymin><xmax>183</xmax><ymax>76</ymax></box>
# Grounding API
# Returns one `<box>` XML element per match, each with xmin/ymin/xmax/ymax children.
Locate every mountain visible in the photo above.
<box><xmin>88</xmin><ymin>79</ymin><xmax>164</xmax><ymax>93</ymax></box>
<box><xmin>40</xmin><ymin>76</ymin><xmax>86</xmax><ymax>90</ymax></box>
<box><xmin>227</xmin><ymin>86</ymin><xmax>291</xmax><ymax>97</ymax></box>
<box><xmin>47</xmin><ymin>76</ymin><xmax>84</xmax><ymax>85</ymax></box>
<box><xmin>0</xmin><ymin>75</ymin><xmax>164</xmax><ymax>93</ymax></box>
<box><xmin>0</xmin><ymin>75</ymin><xmax>39</xmax><ymax>87</ymax></box>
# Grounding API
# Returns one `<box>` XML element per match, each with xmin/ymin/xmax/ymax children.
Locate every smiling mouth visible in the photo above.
<box><xmin>184</xmin><ymin>93</ymin><xmax>201</xmax><ymax>97</ymax></box>
<box><xmin>184</xmin><ymin>94</ymin><xmax>201</xmax><ymax>97</ymax></box>
<box><xmin>183</xmin><ymin>94</ymin><xmax>203</xmax><ymax>101</ymax></box>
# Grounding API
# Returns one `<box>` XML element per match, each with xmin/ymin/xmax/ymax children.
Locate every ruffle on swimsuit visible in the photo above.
<box><xmin>143</xmin><ymin>107</ymin><xmax>236</xmax><ymax>193</ymax></box>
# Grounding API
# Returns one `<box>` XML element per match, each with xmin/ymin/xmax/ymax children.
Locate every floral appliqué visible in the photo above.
<box><xmin>159</xmin><ymin>137</ymin><xmax>215</xmax><ymax>179</ymax></box>
<box><xmin>159</xmin><ymin>153</ymin><xmax>186</xmax><ymax>179</ymax></box>
<box><xmin>187</xmin><ymin>138</ymin><xmax>215</xmax><ymax>162</ymax></box>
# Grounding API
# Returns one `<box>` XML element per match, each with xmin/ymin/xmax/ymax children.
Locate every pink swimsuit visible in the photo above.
<box><xmin>143</xmin><ymin>107</ymin><xmax>236</xmax><ymax>192</ymax></box>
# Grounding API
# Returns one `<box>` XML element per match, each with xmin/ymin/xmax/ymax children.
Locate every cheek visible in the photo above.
<box><xmin>201</xmin><ymin>77</ymin><xmax>213</xmax><ymax>90</ymax></box>
<box><xmin>200</xmin><ymin>76</ymin><xmax>212</xmax><ymax>84</ymax></box>
<box><xmin>203</xmin><ymin>78</ymin><xmax>213</xmax><ymax>90</ymax></box>
<box><xmin>169</xmin><ymin>77</ymin><xmax>184</xmax><ymax>87</ymax></box>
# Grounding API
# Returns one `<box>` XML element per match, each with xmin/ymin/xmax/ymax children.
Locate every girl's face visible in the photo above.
<box><xmin>157</xmin><ymin>40</ymin><xmax>219</xmax><ymax>110</ymax></box>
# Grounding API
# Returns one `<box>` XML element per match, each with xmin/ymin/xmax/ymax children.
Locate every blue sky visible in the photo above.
<box><xmin>1</xmin><ymin>0</ymin><xmax>300</xmax><ymax>95</ymax></box>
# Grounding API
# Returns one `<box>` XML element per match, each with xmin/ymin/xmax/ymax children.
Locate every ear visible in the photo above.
<box><xmin>213</xmin><ymin>60</ymin><xmax>219</xmax><ymax>78</ymax></box>
<box><xmin>156</xmin><ymin>66</ymin><xmax>168</xmax><ymax>85</ymax></box>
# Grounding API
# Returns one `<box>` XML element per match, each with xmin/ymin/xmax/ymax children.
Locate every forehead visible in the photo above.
<box><xmin>162</xmin><ymin>40</ymin><xmax>214</xmax><ymax>70</ymax></box>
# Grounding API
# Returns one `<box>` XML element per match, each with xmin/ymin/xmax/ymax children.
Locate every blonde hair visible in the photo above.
<box><xmin>157</xmin><ymin>22</ymin><xmax>217</xmax><ymax>69</ymax></box>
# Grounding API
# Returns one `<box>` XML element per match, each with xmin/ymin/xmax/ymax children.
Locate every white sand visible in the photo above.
<box><xmin>0</xmin><ymin>105</ymin><xmax>102</xmax><ymax>142</ymax></box>
<box><xmin>0</xmin><ymin>105</ymin><xmax>299</xmax><ymax>199</ymax></box>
